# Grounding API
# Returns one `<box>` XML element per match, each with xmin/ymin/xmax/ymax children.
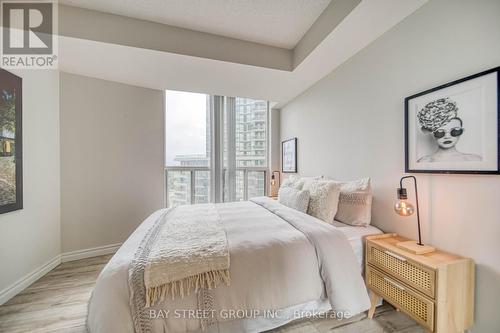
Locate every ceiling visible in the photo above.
<box><xmin>59</xmin><ymin>0</ymin><xmax>331</xmax><ymax>49</ymax></box>
<box><xmin>59</xmin><ymin>0</ymin><xmax>429</xmax><ymax>108</ymax></box>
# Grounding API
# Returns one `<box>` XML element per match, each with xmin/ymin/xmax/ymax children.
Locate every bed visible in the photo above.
<box><xmin>87</xmin><ymin>197</ymin><xmax>382</xmax><ymax>333</ymax></box>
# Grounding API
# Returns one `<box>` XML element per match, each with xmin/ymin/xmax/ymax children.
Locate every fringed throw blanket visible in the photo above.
<box><xmin>145</xmin><ymin>204</ymin><xmax>230</xmax><ymax>306</ymax></box>
<box><xmin>129</xmin><ymin>204</ymin><xmax>230</xmax><ymax>332</ymax></box>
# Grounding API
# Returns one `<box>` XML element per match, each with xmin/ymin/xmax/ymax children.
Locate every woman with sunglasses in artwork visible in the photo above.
<box><xmin>417</xmin><ymin>98</ymin><xmax>482</xmax><ymax>163</ymax></box>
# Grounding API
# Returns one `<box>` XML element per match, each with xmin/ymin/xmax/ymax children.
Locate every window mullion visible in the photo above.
<box><xmin>190</xmin><ymin>170</ymin><xmax>195</xmax><ymax>204</ymax></box>
<box><xmin>225</xmin><ymin>97</ymin><xmax>237</xmax><ymax>202</ymax></box>
<box><xmin>210</xmin><ymin>95</ymin><xmax>224</xmax><ymax>203</ymax></box>
<box><xmin>243</xmin><ymin>169</ymin><xmax>248</xmax><ymax>201</ymax></box>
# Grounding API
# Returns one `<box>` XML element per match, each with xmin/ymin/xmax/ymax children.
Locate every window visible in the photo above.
<box><xmin>165</xmin><ymin>91</ymin><xmax>268</xmax><ymax>207</ymax></box>
<box><xmin>165</xmin><ymin>91</ymin><xmax>210</xmax><ymax>207</ymax></box>
<box><xmin>224</xmin><ymin>98</ymin><xmax>267</xmax><ymax>201</ymax></box>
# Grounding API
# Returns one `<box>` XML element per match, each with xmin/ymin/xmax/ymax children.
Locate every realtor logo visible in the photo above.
<box><xmin>1</xmin><ymin>1</ymin><xmax>57</xmax><ymax>68</ymax></box>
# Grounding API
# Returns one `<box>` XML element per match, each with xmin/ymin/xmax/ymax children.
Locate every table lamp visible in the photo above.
<box><xmin>394</xmin><ymin>175</ymin><xmax>435</xmax><ymax>254</ymax></box>
<box><xmin>270</xmin><ymin>171</ymin><xmax>280</xmax><ymax>196</ymax></box>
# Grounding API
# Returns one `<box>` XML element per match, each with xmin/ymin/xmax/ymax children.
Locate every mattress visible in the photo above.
<box><xmin>331</xmin><ymin>221</ymin><xmax>383</xmax><ymax>271</ymax></box>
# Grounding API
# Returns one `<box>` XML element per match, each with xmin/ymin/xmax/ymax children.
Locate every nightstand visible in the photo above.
<box><xmin>268</xmin><ymin>196</ymin><xmax>278</xmax><ymax>200</ymax></box>
<box><xmin>365</xmin><ymin>234</ymin><xmax>474</xmax><ymax>333</ymax></box>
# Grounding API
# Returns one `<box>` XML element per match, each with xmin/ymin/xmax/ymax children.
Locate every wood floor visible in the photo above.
<box><xmin>0</xmin><ymin>255</ymin><xmax>424</xmax><ymax>333</ymax></box>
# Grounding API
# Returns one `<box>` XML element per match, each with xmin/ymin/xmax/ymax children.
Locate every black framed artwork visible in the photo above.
<box><xmin>0</xmin><ymin>68</ymin><xmax>22</xmax><ymax>214</ymax></box>
<box><xmin>405</xmin><ymin>66</ymin><xmax>499</xmax><ymax>174</ymax></box>
<box><xmin>282</xmin><ymin>138</ymin><xmax>297</xmax><ymax>173</ymax></box>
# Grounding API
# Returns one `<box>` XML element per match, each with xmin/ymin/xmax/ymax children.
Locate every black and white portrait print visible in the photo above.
<box><xmin>405</xmin><ymin>67</ymin><xmax>499</xmax><ymax>174</ymax></box>
<box><xmin>416</xmin><ymin>97</ymin><xmax>482</xmax><ymax>163</ymax></box>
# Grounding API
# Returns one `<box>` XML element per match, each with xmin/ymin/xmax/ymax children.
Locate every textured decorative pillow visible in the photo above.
<box><xmin>280</xmin><ymin>175</ymin><xmax>304</xmax><ymax>190</ymax></box>
<box><xmin>329</xmin><ymin>177</ymin><xmax>372</xmax><ymax>226</ymax></box>
<box><xmin>333</xmin><ymin>177</ymin><xmax>370</xmax><ymax>192</ymax></box>
<box><xmin>334</xmin><ymin>190</ymin><xmax>372</xmax><ymax>226</ymax></box>
<box><xmin>300</xmin><ymin>176</ymin><xmax>324</xmax><ymax>191</ymax></box>
<box><xmin>307</xmin><ymin>180</ymin><xmax>341</xmax><ymax>223</ymax></box>
<box><xmin>277</xmin><ymin>187</ymin><xmax>310</xmax><ymax>213</ymax></box>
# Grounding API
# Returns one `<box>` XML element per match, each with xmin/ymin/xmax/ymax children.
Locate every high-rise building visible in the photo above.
<box><xmin>234</xmin><ymin>97</ymin><xmax>267</xmax><ymax>200</ymax></box>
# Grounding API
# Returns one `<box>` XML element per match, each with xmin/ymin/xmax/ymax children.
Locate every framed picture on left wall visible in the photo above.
<box><xmin>282</xmin><ymin>138</ymin><xmax>297</xmax><ymax>173</ymax></box>
<box><xmin>0</xmin><ymin>68</ymin><xmax>22</xmax><ymax>214</ymax></box>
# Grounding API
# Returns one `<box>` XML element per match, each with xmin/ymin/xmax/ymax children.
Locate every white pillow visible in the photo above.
<box><xmin>280</xmin><ymin>175</ymin><xmax>304</xmax><ymax>190</ymax></box>
<box><xmin>306</xmin><ymin>180</ymin><xmax>341</xmax><ymax>223</ymax></box>
<box><xmin>331</xmin><ymin>177</ymin><xmax>370</xmax><ymax>192</ymax></box>
<box><xmin>278</xmin><ymin>187</ymin><xmax>310</xmax><ymax>213</ymax></box>
<box><xmin>281</xmin><ymin>175</ymin><xmax>324</xmax><ymax>190</ymax></box>
<box><xmin>329</xmin><ymin>177</ymin><xmax>372</xmax><ymax>226</ymax></box>
<box><xmin>300</xmin><ymin>176</ymin><xmax>323</xmax><ymax>191</ymax></box>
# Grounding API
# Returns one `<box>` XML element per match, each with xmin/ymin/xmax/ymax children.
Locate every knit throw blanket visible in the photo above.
<box><xmin>143</xmin><ymin>204</ymin><xmax>230</xmax><ymax>307</ymax></box>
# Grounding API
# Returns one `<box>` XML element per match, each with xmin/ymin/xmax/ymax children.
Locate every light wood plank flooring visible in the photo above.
<box><xmin>0</xmin><ymin>255</ymin><xmax>424</xmax><ymax>333</ymax></box>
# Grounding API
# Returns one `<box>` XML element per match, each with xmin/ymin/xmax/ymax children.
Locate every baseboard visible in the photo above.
<box><xmin>0</xmin><ymin>255</ymin><xmax>61</xmax><ymax>305</ymax></box>
<box><xmin>61</xmin><ymin>243</ymin><xmax>122</xmax><ymax>263</ymax></box>
<box><xmin>0</xmin><ymin>243</ymin><xmax>122</xmax><ymax>305</ymax></box>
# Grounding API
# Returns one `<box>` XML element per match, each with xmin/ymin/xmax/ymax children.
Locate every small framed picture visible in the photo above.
<box><xmin>405</xmin><ymin>66</ymin><xmax>499</xmax><ymax>174</ymax></box>
<box><xmin>282</xmin><ymin>138</ymin><xmax>297</xmax><ymax>173</ymax></box>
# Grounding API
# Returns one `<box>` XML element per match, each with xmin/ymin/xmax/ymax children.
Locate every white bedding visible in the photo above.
<box><xmin>331</xmin><ymin>221</ymin><xmax>383</xmax><ymax>271</ymax></box>
<box><xmin>87</xmin><ymin>199</ymin><xmax>371</xmax><ymax>333</ymax></box>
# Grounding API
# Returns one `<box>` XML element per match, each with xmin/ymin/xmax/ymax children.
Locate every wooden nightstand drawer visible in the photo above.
<box><xmin>367</xmin><ymin>265</ymin><xmax>434</xmax><ymax>331</ymax></box>
<box><xmin>366</xmin><ymin>234</ymin><xmax>474</xmax><ymax>333</ymax></box>
<box><xmin>367</xmin><ymin>242</ymin><xmax>436</xmax><ymax>298</ymax></box>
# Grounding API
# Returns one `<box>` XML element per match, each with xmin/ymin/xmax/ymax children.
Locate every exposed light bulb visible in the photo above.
<box><xmin>394</xmin><ymin>200</ymin><xmax>415</xmax><ymax>216</ymax></box>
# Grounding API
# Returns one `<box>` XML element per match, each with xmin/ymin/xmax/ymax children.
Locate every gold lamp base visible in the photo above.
<box><xmin>396</xmin><ymin>240</ymin><xmax>435</xmax><ymax>255</ymax></box>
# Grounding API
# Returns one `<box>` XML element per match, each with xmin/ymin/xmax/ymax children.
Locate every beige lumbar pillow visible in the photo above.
<box><xmin>277</xmin><ymin>187</ymin><xmax>310</xmax><ymax>213</ymax></box>
<box><xmin>329</xmin><ymin>177</ymin><xmax>372</xmax><ymax>226</ymax></box>
<box><xmin>306</xmin><ymin>180</ymin><xmax>341</xmax><ymax>223</ymax></box>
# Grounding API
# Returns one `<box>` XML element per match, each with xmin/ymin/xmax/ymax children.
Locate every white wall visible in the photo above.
<box><xmin>0</xmin><ymin>70</ymin><xmax>61</xmax><ymax>301</ymax></box>
<box><xmin>60</xmin><ymin>73</ymin><xmax>164</xmax><ymax>252</ymax></box>
<box><xmin>280</xmin><ymin>0</ymin><xmax>500</xmax><ymax>332</ymax></box>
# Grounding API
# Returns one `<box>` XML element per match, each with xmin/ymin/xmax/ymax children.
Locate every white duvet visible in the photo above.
<box><xmin>87</xmin><ymin>198</ymin><xmax>370</xmax><ymax>333</ymax></box>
